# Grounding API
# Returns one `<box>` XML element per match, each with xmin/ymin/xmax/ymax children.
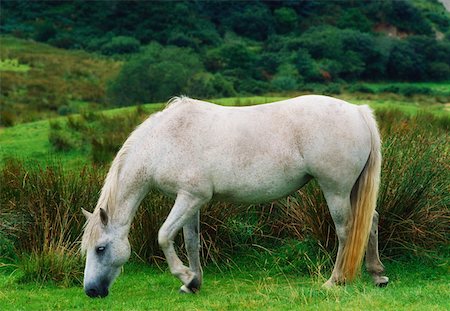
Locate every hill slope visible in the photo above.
<box><xmin>0</xmin><ymin>36</ymin><xmax>121</xmax><ymax>125</ymax></box>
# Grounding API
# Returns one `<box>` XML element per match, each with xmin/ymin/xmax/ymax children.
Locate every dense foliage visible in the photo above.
<box><xmin>1</xmin><ymin>0</ymin><xmax>449</xmax><ymax>105</ymax></box>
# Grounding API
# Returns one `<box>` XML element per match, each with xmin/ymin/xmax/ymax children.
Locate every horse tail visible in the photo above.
<box><xmin>340</xmin><ymin>105</ymin><xmax>382</xmax><ymax>281</ymax></box>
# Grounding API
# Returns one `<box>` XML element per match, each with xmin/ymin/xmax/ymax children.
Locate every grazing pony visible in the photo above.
<box><xmin>81</xmin><ymin>95</ymin><xmax>388</xmax><ymax>298</ymax></box>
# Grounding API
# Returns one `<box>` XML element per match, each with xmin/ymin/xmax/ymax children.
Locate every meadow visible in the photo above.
<box><xmin>1</xmin><ymin>36</ymin><xmax>449</xmax><ymax>310</ymax></box>
<box><xmin>1</xmin><ymin>258</ymin><xmax>449</xmax><ymax>311</ymax></box>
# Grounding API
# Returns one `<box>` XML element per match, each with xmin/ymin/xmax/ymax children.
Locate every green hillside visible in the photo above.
<box><xmin>1</xmin><ymin>1</ymin><xmax>449</xmax><ymax>114</ymax></box>
<box><xmin>0</xmin><ymin>36</ymin><xmax>121</xmax><ymax>125</ymax></box>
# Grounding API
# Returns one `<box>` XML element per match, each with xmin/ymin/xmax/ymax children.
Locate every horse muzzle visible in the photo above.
<box><xmin>85</xmin><ymin>284</ymin><xmax>109</xmax><ymax>298</ymax></box>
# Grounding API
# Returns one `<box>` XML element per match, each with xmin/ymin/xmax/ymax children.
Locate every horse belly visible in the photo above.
<box><xmin>211</xmin><ymin>163</ymin><xmax>311</xmax><ymax>204</ymax></box>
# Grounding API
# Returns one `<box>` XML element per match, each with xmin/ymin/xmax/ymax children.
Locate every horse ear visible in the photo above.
<box><xmin>100</xmin><ymin>208</ymin><xmax>108</xmax><ymax>226</ymax></box>
<box><xmin>82</xmin><ymin>208</ymin><xmax>92</xmax><ymax>220</ymax></box>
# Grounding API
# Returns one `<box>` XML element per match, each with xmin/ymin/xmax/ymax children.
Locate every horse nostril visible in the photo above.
<box><xmin>86</xmin><ymin>287</ymin><xmax>99</xmax><ymax>298</ymax></box>
<box><xmin>86</xmin><ymin>286</ymin><xmax>109</xmax><ymax>298</ymax></box>
<box><xmin>99</xmin><ymin>288</ymin><xmax>109</xmax><ymax>298</ymax></box>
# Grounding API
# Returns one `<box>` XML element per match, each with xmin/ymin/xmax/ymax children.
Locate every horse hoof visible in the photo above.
<box><xmin>179</xmin><ymin>277</ymin><xmax>201</xmax><ymax>294</ymax></box>
<box><xmin>179</xmin><ymin>285</ymin><xmax>193</xmax><ymax>294</ymax></box>
<box><xmin>187</xmin><ymin>277</ymin><xmax>201</xmax><ymax>293</ymax></box>
<box><xmin>322</xmin><ymin>280</ymin><xmax>335</xmax><ymax>289</ymax></box>
<box><xmin>375</xmin><ymin>276</ymin><xmax>389</xmax><ymax>287</ymax></box>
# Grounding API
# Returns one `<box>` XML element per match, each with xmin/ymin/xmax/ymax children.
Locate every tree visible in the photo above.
<box><xmin>107</xmin><ymin>43</ymin><xmax>203</xmax><ymax>106</ymax></box>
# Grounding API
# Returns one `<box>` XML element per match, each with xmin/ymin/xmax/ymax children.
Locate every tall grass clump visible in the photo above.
<box><xmin>375</xmin><ymin>111</ymin><xmax>449</xmax><ymax>256</ymax></box>
<box><xmin>0</xmin><ymin>160</ymin><xmax>103</xmax><ymax>285</ymax></box>
<box><xmin>48</xmin><ymin>106</ymin><xmax>150</xmax><ymax>163</ymax></box>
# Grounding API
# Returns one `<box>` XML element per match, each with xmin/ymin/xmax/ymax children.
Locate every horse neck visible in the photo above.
<box><xmin>108</xmin><ymin>177</ymin><xmax>146</xmax><ymax>232</ymax></box>
<box><xmin>102</xmin><ymin>122</ymin><xmax>154</xmax><ymax>233</ymax></box>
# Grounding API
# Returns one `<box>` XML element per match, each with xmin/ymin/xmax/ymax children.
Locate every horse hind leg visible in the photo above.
<box><xmin>158</xmin><ymin>191</ymin><xmax>207</xmax><ymax>293</ymax></box>
<box><xmin>321</xmin><ymin>190</ymin><xmax>352</xmax><ymax>287</ymax></box>
<box><xmin>366</xmin><ymin>210</ymin><xmax>389</xmax><ymax>287</ymax></box>
<box><xmin>181</xmin><ymin>210</ymin><xmax>203</xmax><ymax>293</ymax></box>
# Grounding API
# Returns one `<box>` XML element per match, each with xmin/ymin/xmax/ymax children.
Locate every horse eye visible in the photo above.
<box><xmin>96</xmin><ymin>246</ymin><xmax>106</xmax><ymax>254</ymax></box>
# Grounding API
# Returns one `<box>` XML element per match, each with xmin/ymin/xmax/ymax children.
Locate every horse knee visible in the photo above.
<box><xmin>158</xmin><ymin>228</ymin><xmax>170</xmax><ymax>249</ymax></box>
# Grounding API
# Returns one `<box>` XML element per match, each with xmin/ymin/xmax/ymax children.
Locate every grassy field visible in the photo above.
<box><xmin>1</xmin><ymin>257</ymin><xmax>449</xmax><ymax>311</ymax></box>
<box><xmin>1</xmin><ymin>29</ymin><xmax>449</xmax><ymax>311</ymax></box>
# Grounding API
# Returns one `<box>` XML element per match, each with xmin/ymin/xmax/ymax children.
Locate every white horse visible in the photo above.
<box><xmin>81</xmin><ymin>95</ymin><xmax>388</xmax><ymax>298</ymax></box>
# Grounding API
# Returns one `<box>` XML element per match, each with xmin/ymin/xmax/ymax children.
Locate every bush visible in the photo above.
<box><xmin>33</xmin><ymin>22</ymin><xmax>56</xmax><ymax>42</ymax></box>
<box><xmin>107</xmin><ymin>43</ymin><xmax>203</xmax><ymax>105</ymax></box>
<box><xmin>427</xmin><ymin>62</ymin><xmax>450</xmax><ymax>81</ymax></box>
<box><xmin>185</xmin><ymin>72</ymin><xmax>236</xmax><ymax>98</ymax></box>
<box><xmin>222</xmin><ymin>3</ymin><xmax>273</xmax><ymax>40</ymax></box>
<box><xmin>0</xmin><ymin>111</ymin><xmax>15</xmax><ymax>127</ymax></box>
<box><xmin>387</xmin><ymin>40</ymin><xmax>426</xmax><ymax>80</ymax></box>
<box><xmin>0</xmin><ymin>218</ymin><xmax>17</xmax><ymax>262</ymax></box>
<box><xmin>271</xmin><ymin>63</ymin><xmax>301</xmax><ymax>91</ymax></box>
<box><xmin>48</xmin><ymin>121</ymin><xmax>78</xmax><ymax>151</ymax></box>
<box><xmin>347</xmin><ymin>83</ymin><xmax>375</xmax><ymax>94</ymax></box>
<box><xmin>295</xmin><ymin>49</ymin><xmax>321</xmax><ymax>82</ymax></box>
<box><xmin>101</xmin><ymin>36</ymin><xmax>141</xmax><ymax>55</ymax></box>
<box><xmin>274</xmin><ymin>7</ymin><xmax>298</xmax><ymax>34</ymax></box>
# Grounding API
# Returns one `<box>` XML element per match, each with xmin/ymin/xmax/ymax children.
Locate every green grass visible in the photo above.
<box><xmin>363</xmin><ymin>81</ymin><xmax>450</xmax><ymax>93</ymax></box>
<box><xmin>0</xmin><ymin>58</ymin><xmax>30</xmax><ymax>72</ymax></box>
<box><xmin>1</xmin><ymin>258</ymin><xmax>448</xmax><ymax>311</ymax></box>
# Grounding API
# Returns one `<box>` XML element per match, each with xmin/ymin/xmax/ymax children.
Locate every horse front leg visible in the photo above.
<box><xmin>181</xmin><ymin>210</ymin><xmax>203</xmax><ymax>293</ymax></box>
<box><xmin>158</xmin><ymin>191</ymin><xmax>206</xmax><ymax>293</ymax></box>
<box><xmin>365</xmin><ymin>210</ymin><xmax>389</xmax><ymax>287</ymax></box>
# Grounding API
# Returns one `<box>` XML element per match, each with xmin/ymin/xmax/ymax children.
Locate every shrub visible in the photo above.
<box><xmin>271</xmin><ymin>63</ymin><xmax>301</xmax><ymax>91</ymax></box>
<box><xmin>49</xmin><ymin>107</ymin><xmax>150</xmax><ymax>163</ymax></box>
<box><xmin>0</xmin><ymin>111</ymin><xmax>15</xmax><ymax>127</ymax></box>
<box><xmin>185</xmin><ymin>72</ymin><xmax>236</xmax><ymax>98</ymax></box>
<box><xmin>33</xmin><ymin>22</ymin><xmax>56</xmax><ymax>42</ymax></box>
<box><xmin>222</xmin><ymin>3</ymin><xmax>273</xmax><ymax>41</ymax></box>
<box><xmin>107</xmin><ymin>43</ymin><xmax>203</xmax><ymax>106</ymax></box>
<box><xmin>398</xmin><ymin>85</ymin><xmax>431</xmax><ymax>97</ymax></box>
<box><xmin>101</xmin><ymin>36</ymin><xmax>141</xmax><ymax>55</ymax></box>
<box><xmin>48</xmin><ymin>121</ymin><xmax>78</xmax><ymax>151</ymax></box>
<box><xmin>294</xmin><ymin>49</ymin><xmax>321</xmax><ymax>82</ymax></box>
<box><xmin>274</xmin><ymin>7</ymin><xmax>298</xmax><ymax>34</ymax></box>
<box><xmin>427</xmin><ymin>62</ymin><xmax>450</xmax><ymax>81</ymax></box>
<box><xmin>57</xmin><ymin>105</ymin><xmax>73</xmax><ymax>116</ymax></box>
<box><xmin>347</xmin><ymin>83</ymin><xmax>375</xmax><ymax>94</ymax></box>
<box><xmin>387</xmin><ymin>40</ymin><xmax>426</xmax><ymax>80</ymax></box>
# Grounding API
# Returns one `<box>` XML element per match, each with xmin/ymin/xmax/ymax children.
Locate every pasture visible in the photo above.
<box><xmin>1</xmin><ymin>0</ymin><xmax>450</xmax><ymax>306</ymax></box>
<box><xmin>1</xmin><ymin>258</ymin><xmax>449</xmax><ymax>310</ymax></box>
<box><xmin>0</xmin><ymin>35</ymin><xmax>449</xmax><ymax>311</ymax></box>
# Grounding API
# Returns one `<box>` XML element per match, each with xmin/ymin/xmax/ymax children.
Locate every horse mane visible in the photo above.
<box><xmin>81</xmin><ymin>127</ymin><xmax>137</xmax><ymax>253</ymax></box>
<box><xmin>165</xmin><ymin>96</ymin><xmax>191</xmax><ymax>110</ymax></box>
